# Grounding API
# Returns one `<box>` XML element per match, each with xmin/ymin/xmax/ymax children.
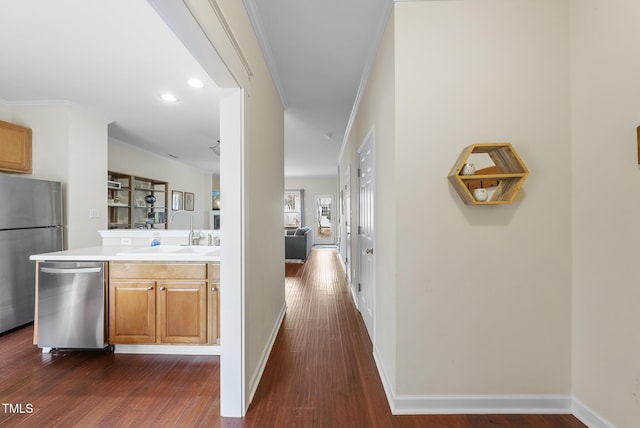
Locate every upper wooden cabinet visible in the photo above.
<box><xmin>448</xmin><ymin>143</ymin><xmax>529</xmax><ymax>205</ymax></box>
<box><xmin>0</xmin><ymin>120</ymin><xmax>32</xmax><ymax>173</ymax></box>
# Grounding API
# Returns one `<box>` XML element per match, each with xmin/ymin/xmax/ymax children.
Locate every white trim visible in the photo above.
<box><xmin>373</xmin><ymin>345</ymin><xmax>395</xmax><ymax>410</ymax></box>
<box><xmin>357</xmin><ymin>127</ymin><xmax>376</xmax><ymax>343</ymax></box>
<box><xmin>147</xmin><ymin>0</ymin><xmax>238</xmax><ymax>88</ymax></box>
<box><xmin>219</xmin><ymin>87</ymin><xmax>245</xmax><ymax>417</ymax></box>
<box><xmin>391</xmin><ymin>394</ymin><xmax>573</xmax><ymax>415</ymax></box>
<box><xmin>374</xmin><ymin>346</ymin><xmax>610</xmax><ymax>424</ymax></box>
<box><xmin>247</xmin><ymin>302</ymin><xmax>287</xmax><ymax>403</ymax></box>
<box><xmin>242</xmin><ymin>0</ymin><xmax>289</xmax><ymax>108</ymax></box>
<box><xmin>114</xmin><ymin>344</ymin><xmax>220</xmax><ymax>355</ymax></box>
<box><xmin>572</xmin><ymin>397</ymin><xmax>617</xmax><ymax>428</ymax></box>
<box><xmin>0</xmin><ymin>98</ymin><xmax>73</xmax><ymax>108</ymax></box>
<box><xmin>338</xmin><ymin>1</ymin><xmax>393</xmax><ymax>163</ymax></box>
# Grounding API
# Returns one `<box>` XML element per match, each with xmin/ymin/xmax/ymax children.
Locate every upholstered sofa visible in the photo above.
<box><xmin>285</xmin><ymin>226</ymin><xmax>312</xmax><ymax>261</ymax></box>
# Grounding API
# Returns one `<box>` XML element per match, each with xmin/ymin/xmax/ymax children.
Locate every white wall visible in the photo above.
<box><xmin>2</xmin><ymin>103</ymin><xmax>108</xmax><ymax>248</ymax></box>
<box><xmin>571</xmin><ymin>1</ymin><xmax>640</xmax><ymax>426</ymax></box>
<box><xmin>108</xmin><ymin>138</ymin><xmax>212</xmax><ymax>230</ymax></box>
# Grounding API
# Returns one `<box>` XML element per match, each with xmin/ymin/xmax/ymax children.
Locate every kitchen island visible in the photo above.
<box><xmin>30</xmin><ymin>241</ymin><xmax>221</xmax><ymax>355</ymax></box>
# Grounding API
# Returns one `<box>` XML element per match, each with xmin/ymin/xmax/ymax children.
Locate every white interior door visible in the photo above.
<box><xmin>344</xmin><ymin>167</ymin><xmax>352</xmax><ymax>285</ymax></box>
<box><xmin>358</xmin><ymin>132</ymin><xmax>375</xmax><ymax>339</ymax></box>
<box><xmin>314</xmin><ymin>194</ymin><xmax>335</xmax><ymax>245</ymax></box>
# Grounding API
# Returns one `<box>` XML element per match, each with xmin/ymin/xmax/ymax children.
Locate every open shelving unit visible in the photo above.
<box><xmin>447</xmin><ymin>143</ymin><xmax>529</xmax><ymax>205</ymax></box>
<box><xmin>107</xmin><ymin>171</ymin><xmax>168</xmax><ymax>229</ymax></box>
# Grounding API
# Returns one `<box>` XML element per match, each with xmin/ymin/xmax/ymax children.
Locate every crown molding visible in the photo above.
<box><xmin>338</xmin><ymin>0</ymin><xmax>393</xmax><ymax>162</ymax></box>
<box><xmin>242</xmin><ymin>0</ymin><xmax>289</xmax><ymax>109</ymax></box>
<box><xmin>0</xmin><ymin>99</ymin><xmax>73</xmax><ymax>108</ymax></box>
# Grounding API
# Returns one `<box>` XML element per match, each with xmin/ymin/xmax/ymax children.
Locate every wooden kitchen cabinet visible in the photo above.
<box><xmin>0</xmin><ymin>120</ymin><xmax>32</xmax><ymax>173</ymax></box>
<box><xmin>208</xmin><ymin>263</ymin><xmax>220</xmax><ymax>343</ymax></box>
<box><xmin>109</xmin><ymin>280</ymin><xmax>156</xmax><ymax>343</ymax></box>
<box><xmin>157</xmin><ymin>280</ymin><xmax>207</xmax><ymax>343</ymax></box>
<box><xmin>109</xmin><ymin>262</ymin><xmax>217</xmax><ymax>345</ymax></box>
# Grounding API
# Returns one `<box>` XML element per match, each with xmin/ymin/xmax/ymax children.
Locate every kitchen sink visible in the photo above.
<box><xmin>117</xmin><ymin>245</ymin><xmax>220</xmax><ymax>257</ymax></box>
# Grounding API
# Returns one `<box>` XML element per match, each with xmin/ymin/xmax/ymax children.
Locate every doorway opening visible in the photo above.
<box><xmin>314</xmin><ymin>194</ymin><xmax>335</xmax><ymax>246</ymax></box>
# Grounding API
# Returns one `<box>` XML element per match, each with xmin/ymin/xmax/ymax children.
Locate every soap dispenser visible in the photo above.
<box><xmin>150</xmin><ymin>232</ymin><xmax>161</xmax><ymax>247</ymax></box>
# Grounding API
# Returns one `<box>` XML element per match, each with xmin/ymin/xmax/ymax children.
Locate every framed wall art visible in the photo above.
<box><xmin>172</xmin><ymin>190</ymin><xmax>183</xmax><ymax>210</ymax></box>
<box><xmin>184</xmin><ymin>192</ymin><xmax>195</xmax><ymax>211</ymax></box>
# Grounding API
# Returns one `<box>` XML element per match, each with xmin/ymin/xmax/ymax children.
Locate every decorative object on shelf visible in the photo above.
<box><xmin>461</xmin><ymin>163</ymin><xmax>476</xmax><ymax>176</ymax></box>
<box><xmin>107</xmin><ymin>171</ymin><xmax>168</xmax><ymax>229</ymax></box>
<box><xmin>447</xmin><ymin>142</ymin><xmax>529</xmax><ymax>205</ymax></box>
<box><xmin>184</xmin><ymin>192</ymin><xmax>195</xmax><ymax>211</ymax></box>
<box><xmin>473</xmin><ymin>188</ymin><xmax>488</xmax><ymax>202</ymax></box>
<box><xmin>172</xmin><ymin>190</ymin><xmax>183</xmax><ymax>210</ymax></box>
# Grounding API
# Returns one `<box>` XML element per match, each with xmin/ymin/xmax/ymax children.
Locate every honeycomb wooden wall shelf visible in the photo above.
<box><xmin>447</xmin><ymin>143</ymin><xmax>529</xmax><ymax>205</ymax></box>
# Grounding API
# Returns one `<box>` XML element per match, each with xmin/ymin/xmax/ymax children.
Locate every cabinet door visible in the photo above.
<box><xmin>208</xmin><ymin>263</ymin><xmax>220</xmax><ymax>343</ymax></box>
<box><xmin>0</xmin><ymin>120</ymin><xmax>32</xmax><ymax>173</ymax></box>
<box><xmin>109</xmin><ymin>281</ymin><xmax>156</xmax><ymax>344</ymax></box>
<box><xmin>157</xmin><ymin>281</ymin><xmax>207</xmax><ymax>344</ymax></box>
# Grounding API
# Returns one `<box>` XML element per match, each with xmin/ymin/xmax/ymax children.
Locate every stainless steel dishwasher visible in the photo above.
<box><xmin>37</xmin><ymin>262</ymin><xmax>109</xmax><ymax>350</ymax></box>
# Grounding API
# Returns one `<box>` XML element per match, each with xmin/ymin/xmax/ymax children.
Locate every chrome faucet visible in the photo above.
<box><xmin>169</xmin><ymin>210</ymin><xmax>194</xmax><ymax>245</ymax></box>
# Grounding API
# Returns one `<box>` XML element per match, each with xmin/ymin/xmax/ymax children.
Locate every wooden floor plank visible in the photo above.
<box><xmin>0</xmin><ymin>248</ymin><xmax>586</xmax><ymax>427</ymax></box>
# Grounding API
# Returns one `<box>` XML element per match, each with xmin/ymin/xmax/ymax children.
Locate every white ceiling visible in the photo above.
<box><xmin>0</xmin><ymin>0</ymin><xmax>391</xmax><ymax>177</ymax></box>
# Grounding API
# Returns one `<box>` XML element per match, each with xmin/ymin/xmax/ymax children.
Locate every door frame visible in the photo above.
<box><xmin>343</xmin><ymin>165</ymin><xmax>352</xmax><ymax>287</ymax></box>
<box><xmin>357</xmin><ymin>127</ymin><xmax>375</xmax><ymax>341</ymax></box>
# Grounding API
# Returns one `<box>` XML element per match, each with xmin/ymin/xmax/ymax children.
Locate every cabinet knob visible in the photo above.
<box><xmin>146</xmin><ymin>286</ymin><xmax>154</xmax><ymax>290</ymax></box>
<box><xmin>365</xmin><ymin>248</ymin><xmax>374</xmax><ymax>255</ymax></box>
<box><xmin>159</xmin><ymin>287</ymin><xmax>166</xmax><ymax>291</ymax></box>
<box><xmin>211</xmin><ymin>287</ymin><xmax>217</xmax><ymax>291</ymax></box>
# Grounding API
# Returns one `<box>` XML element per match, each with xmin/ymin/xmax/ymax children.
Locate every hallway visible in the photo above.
<box><xmin>239</xmin><ymin>248</ymin><xmax>586</xmax><ymax>427</ymax></box>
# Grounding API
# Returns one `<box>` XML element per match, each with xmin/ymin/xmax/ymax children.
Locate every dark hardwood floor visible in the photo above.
<box><xmin>0</xmin><ymin>248</ymin><xmax>586</xmax><ymax>427</ymax></box>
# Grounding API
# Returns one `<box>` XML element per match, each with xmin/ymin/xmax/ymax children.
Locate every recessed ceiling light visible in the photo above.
<box><xmin>161</xmin><ymin>93</ymin><xmax>178</xmax><ymax>102</ymax></box>
<box><xmin>187</xmin><ymin>79</ymin><xmax>204</xmax><ymax>89</ymax></box>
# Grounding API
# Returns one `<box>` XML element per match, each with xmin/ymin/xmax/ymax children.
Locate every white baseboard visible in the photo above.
<box><xmin>373</xmin><ymin>347</ymin><xmax>573</xmax><ymax>414</ymax></box>
<box><xmin>350</xmin><ymin>284</ymin><xmax>359</xmax><ymax>310</ymax></box>
<box><xmin>572</xmin><ymin>397</ymin><xmax>616</xmax><ymax>428</ymax></box>
<box><xmin>391</xmin><ymin>394</ymin><xmax>573</xmax><ymax>415</ymax></box>
<box><xmin>114</xmin><ymin>344</ymin><xmax>220</xmax><ymax>355</ymax></box>
<box><xmin>247</xmin><ymin>301</ymin><xmax>287</xmax><ymax>404</ymax></box>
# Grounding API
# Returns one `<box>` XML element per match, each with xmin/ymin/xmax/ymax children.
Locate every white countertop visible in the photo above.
<box><xmin>29</xmin><ymin>245</ymin><xmax>221</xmax><ymax>262</ymax></box>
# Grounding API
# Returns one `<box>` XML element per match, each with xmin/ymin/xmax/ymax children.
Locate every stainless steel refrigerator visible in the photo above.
<box><xmin>0</xmin><ymin>175</ymin><xmax>64</xmax><ymax>334</ymax></box>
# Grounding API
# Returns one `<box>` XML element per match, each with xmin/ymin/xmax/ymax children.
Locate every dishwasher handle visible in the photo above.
<box><xmin>41</xmin><ymin>267</ymin><xmax>102</xmax><ymax>274</ymax></box>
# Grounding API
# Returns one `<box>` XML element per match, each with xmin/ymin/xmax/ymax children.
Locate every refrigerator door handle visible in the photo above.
<box><xmin>41</xmin><ymin>267</ymin><xmax>102</xmax><ymax>274</ymax></box>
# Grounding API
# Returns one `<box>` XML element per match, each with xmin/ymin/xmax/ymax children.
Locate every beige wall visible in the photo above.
<box><xmin>108</xmin><ymin>139</ymin><xmax>212</xmax><ymax>230</ymax></box>
<box><xmin>339</xmin><ymin>7</ymin><xmax>398</xmax><ymax>393</ymax></box>
<box><xmin>571</xmin><ymin>1</ymin><xmax>640</xmax><ymax>426</ymax></box>
<box><xmin>185</xmin><ymin>0</ymin><xmax>285</xmax><ymax>414</ymax></box>
<box><xmin>1</xmin><ymin>103</ymin><xmax>107</xmax><ymax>248</ymax></box>
<box><xmin>395</xmin><ymin>0</ymin><xmax>572</xmax><ymax>396</ymax></box>
<box><xmin>340</xmin><ymin>0</ymin><xmax>573</xmax><ymax>403</ymax></box>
